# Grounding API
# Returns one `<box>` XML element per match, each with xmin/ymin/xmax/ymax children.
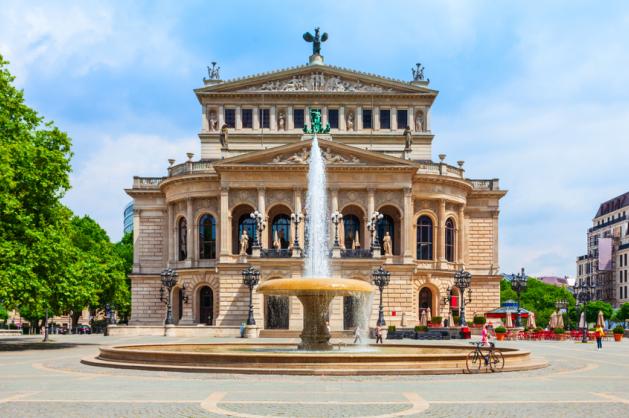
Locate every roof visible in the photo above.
<box><xmin>595</xmin><ymin>191</ymin><xmax>629</xmax><ymax>218</ymax></box>
<box><xmin>539</xmin><ymin>276</ymin><xmax>569</xmax><ymax>287</ymax></box>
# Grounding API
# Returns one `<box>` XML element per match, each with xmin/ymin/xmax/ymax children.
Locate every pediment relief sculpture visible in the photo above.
<box><xmin>270</xmin><ymin>147</ymin><xmax>361</xmax><ymax>165</ymax></box>
<box><xmin>240</xmin><ymin>73</ymin><xmax>394</xmax><ymax>93</ymax></box>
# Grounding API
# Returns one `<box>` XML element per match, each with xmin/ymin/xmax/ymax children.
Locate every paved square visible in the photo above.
<box><xmin>1</xmin><ymin>335</ymin><xmax>628</xmax><ymax>417</ymax></box>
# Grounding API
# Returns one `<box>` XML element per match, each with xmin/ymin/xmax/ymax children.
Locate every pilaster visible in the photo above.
<box><xmin>219</xmin><ymin>187</ymin><xmax>231</xmax><ymax>261</ymax></box>
<box><xmin>438</xmin><ymin>199</ymin><xmax>446</xmax><ymax>263</ymax></box>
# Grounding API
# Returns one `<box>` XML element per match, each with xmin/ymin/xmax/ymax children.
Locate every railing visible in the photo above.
<box><xmin>589</xmin><ymin>214</ymin><xmax>626</xmax><ymax>233</ymax></box>
<box><xmin>168</xmin><ymin>161</ymin><xmax>215</xmax><ymax>177</ymax></box>
<box><xmin>260</xmin><ymin>249</ymin><xmax>292</xmax><ymax>258</ymax></box>
<box><xmin>340</xmin><ymin>248</ymin><xmax>373</xmax><ymax>258</ymax></box>
<box><xmin>132</xmin><ymin>176</ymin><xmax>165</xmax><ymax>188</ymax></box>
<box><xmin>577</xmin><ymin>255</ymin><xmax>591</xmax><ymax>261</ymax></box>
<box><xmin>468</xmin><ymin>179</ymin><xmax>500</xmax><ymax>191</ymax></box>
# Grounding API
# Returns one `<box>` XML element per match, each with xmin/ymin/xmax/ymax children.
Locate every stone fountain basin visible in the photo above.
<box><xmin>82</xmin><ymin>343</ymin><xmax>547</xmax><ymax>375</ymax></box>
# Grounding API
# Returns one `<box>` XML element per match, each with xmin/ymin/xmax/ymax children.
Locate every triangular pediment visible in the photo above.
<box><xmin>213</xmin><ymin>138</ymin><xmax>418</xmax><ymax>170</ymax></box>
<box><xmin>196</xmin><ymin>64</ymin><xmax>436</xmax><ymax>95</ymax></box>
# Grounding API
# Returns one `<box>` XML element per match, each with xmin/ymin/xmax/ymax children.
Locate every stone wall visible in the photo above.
<box><xmin>129</xmin><ymin>275</ymin><xmax>165</xmax><ymax>325</ymax></box>
<box><xmin>136</xmin><ymin>210</ymin><xmax>166</xmax><ymax>274</ymax></box>
<box><xmin>466</xmin><ymin>213</ymin><xmax>496</xmax><ymax>272</ymax></box>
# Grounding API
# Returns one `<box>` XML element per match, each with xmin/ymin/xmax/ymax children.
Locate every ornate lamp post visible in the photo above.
<box><xmin>241</xmin><ymin>266</ymin><xmax>260</xmax><ymax>325</ymax></box>
<box><xmin>574</xmin><ymin>280</ymin><xmax>596</xmax><ymax>343</ymax></box>
<box><xmin>510</xmin><ymin>268</ymin><xmax>528</xmax><ymax>327</ymax></box>
<box><xmin>367</xmin><ymin>211</ymin><xmax>383</xmax><ymax>253</ymax></box>
<box><xmin>290</xmin><ymin>212</ymin><xmax>304</xmax><ymax>255</ymax></box>
<box><xmin>159</xmin><ymin>268</ymin><xmax>179</xmax><ymax>325</ymax></box>
<box><xmin>453</xmin><ymin>269</ymin><xmax>472</xmax><ymax>327</ymax></box>
<box><xmin>250</xmin><ymin>210</ymin><xmax>265</xmax><ymax>248</ymax></box>
<box><xmin>330</xmin><ymin>211</ymin><xmax>343</xmax><ymax>248</ymax></box>
<box><xmin>372</xmin><ymin>266</ymin><xmax>391</xmax><ymax>326</ymax></box>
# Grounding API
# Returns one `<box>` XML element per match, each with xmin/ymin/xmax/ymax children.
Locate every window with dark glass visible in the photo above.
<box><xmin>199</xmin><ymin>214</ymin><xmax>216</xmax><ymax>259</ymax></box>
<box><xmin>328</xmin><ymin>109</ymin><xmax>339</xmax><ymax>129</ymax></box>
<box><xmin>178</xmin><ymin>217</ymin><xmax>187</xmax><ymax>261</ymax></box>
<box><xmin>259</xmin><ymin>108</ymin><xmax>270</xmax><ymax>128</ymax></box>
<box><xmin>445</xmin><ymin>218</ymin><xmax>455</xmax><ymax>262</ymax></box>
<box><xmin>238</xmin><ymin>215</ymin><xmax>256</xmax><ymax>255</ymax></box>
<box><xmin>362</xmin><ymin>108</ymin><xmax>372</xmax><ymax>129</ymax></box>
<box><xmin>397</xmin><ymin>109</ymin><xmax>408</xmax><ymax>129</ymax></box>
<box><xmin>271</xmin><ymin>215</ymin><xmax>291</xmax><ymax>249</ymax></box>
<box><xmin>242</xmin><ymin>109</ymin><xmax>253</xmax><ymax>128</ymax></box>
<box><xmin>379</xmin><ymin>109</ymin><xmax>390</xmax><ymax>129</ymax></box>
<box><xmin>416</xmin><ymin>216</ymin><xmax>433</xmax><ymax>260</ymax></box>
<box><xmin>343</xmin><ymin>215</ymin><xmax>361</xmax><ymax>249</ymax></box>
<box><xmin>224</xmin><ymin>109</ymin><xmax>236</xmax><ymax>128</ymax></box>
<box><xmin>293</xmin><ymin>108</ymin><xmax>304</xmax><ymax>128</ymax></box>
<box><xmin>376</xmin><ymin>214</ymin><xmax>395</xmax><ymax>255</ymax></box>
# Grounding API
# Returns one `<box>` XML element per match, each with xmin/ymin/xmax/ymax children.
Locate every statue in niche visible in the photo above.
<box><xmin>209</xmin><ymin>111</ymin><xmax>218</xmax><ymax>131</ymax></box>
<box><xmin>219</xmin><ymin>124</ymin><xmax>229</xmax><ymax>148</ymax></box>
<box><xmin>415</xmin><ymin>112</ymin><xmax>423</xmax><ymax>132</ymax></box>
<box><xmin>346</xmin><ymin>112</ymin><xmax>354</xmax><ymax>131</ymax></box>
<box><xmin>403</xmin><ymin>126</ymin><xmax>413</xmax><ymax>150</ymax></box>
<box><xmin>278</xmin><ymin>112</ymin><xmax>286</xmax><ymax>131</ymax></box>
<box><xmin>273</xmin><ymin>230</ymin><xmax>281</xmax><ymax>250</ymax></box>
<box><xmin>239</xmin><ymin>229</ymin><xmax>249</xmax><ymax>256</ymax></box>
<box><xmin>382</xmin><ymin>231</ymin><xmax>392</xmax><ymax>256</ymax></box>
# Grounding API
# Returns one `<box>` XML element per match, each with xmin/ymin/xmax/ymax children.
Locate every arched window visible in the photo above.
<box><xmin>376</xmin><ymin>214</ymin><xmax>395</xmax><ymax>255</ymax></box>
<box><xmin>445</xmin><ymin>218</ymin><xmax>455</xmax><ymax>262</ymax></box>
<box><xmin>178</xmin><ymin>217</ymin><xmax>187</xmax><ymax>261</ymax></box>
<box><xmin>271</xmin><ymin>214</ymin><xmax>291</xmax><ymax>249</ymax></box>
<box><xmin>238</xmin><ymin>214</ymin><xmax>256</xmax><ymax>255</ymax></box>
<box><xmin>343</xmin><ymin>214</ymin><xmax>361</xmax><ymax>249</ymax></box>
<box><xmin>199</xmin><ymin>214</ymin><xmax>216</xmax><ymax>259</ymax></box>
<box><xmin>419</xmin><ymin>287</ymin><xmax>433</xmax><ymax>311</ymax></box>
<box><xmin>416</xmin><ymin>216</ymin><xmax>433</xmax><ymax>260</ymax></box>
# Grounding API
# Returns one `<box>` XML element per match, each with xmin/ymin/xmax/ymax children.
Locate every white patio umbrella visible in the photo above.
<box><xmin>578</xmin><ymin>311</ymin><xmax>587</xmax><ymax>329</ymax></box>
<box><xmin>596</xmin><ymin>310</ymin><xmax>605</xmax><ymax>328</ymax></box>
<box><xmin>549</xmin><ymin>311</ymin><xmax>557</xmax><ymax>329</ymax></box>
<box><xmin>504</xmin><ymin>310</ymin><xmax>513</xmax><ymax>328</ymax></box>
<box><xmin>353</xmin><ymin>230</ymin><xmax>360</xmax><ymax>249</ymax></box>
<box><xmin>556</xmin><ymin>312</ymin><xmax>564</xmax><ymax>329</ymax></box>
<box><xmin>426</xmin><ymin>307</ymin><xmax>432</xmax><ymax>323</ymax></box>
<box><xmin>447</xmin><ymin>309</ymin><xmax>454</xmax><ymax>327</ymax></box>
<box><xmin>420</xmin><ymin>309</ymin><xmax>427</xmax><ymax>326</ymax></box>
<box><xmin>528</xmin><ymin>312</ymin><xmax>537</xmax><ymax>329</ymax></box>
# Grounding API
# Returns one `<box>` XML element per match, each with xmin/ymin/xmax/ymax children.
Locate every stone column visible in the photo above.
<box><xmin>373</xmin><ymin>106</ymin><xmax>380</xmax><ymax>130</ymax></box>
<box><xmin>437</xmin><ymin>199</ymin><xmax>446</xmax><ymax>263</ymax></box>
<box><xmin>424</xmin><ymin>106</ymin><xmax>431</xmax><ymax>132</ymax></box>
<box><xmin>219</xmin><ymin>187</ymin><xmax>231</xmax><ymax>261</ymax></box>
<box><xmin>270</xmin><ymin>106</ymin><xmax>277</xmax><ymax>131</ymax></box>
<box><xmin>252</xmin><ymin>107</ymin><xmax>260</xmax><ymax>130</ymax></box>
<box><xmin>458</xmin><ymin>206</ymin><xmax>465</xmax><ymax>265</ymax></box>
<box><xmin>322</xmin><ymin>106</ymin><xmax>328</xmax><ymax>126</ymax></box>
<box><xmin>330</xmin><ymin>188</ymin><xmax>339</xmax><ymax>255</ymax></box>
<box><xmin>218</xmin><ymin>105</ymin><xmax>224</xmax><ymax>129</ymax></box>
<box><xmin>186</xmin><ymin>198</ymin><xmax>194</xmax><ymax>267</ymax></box>
<box><xmin>339</xmin><ymin>107</ymin><xmax>346</xmax><ymax>131</ymax></box>
<box><xmin>391</xmin><ymin>107</ymin><xmax>397</xmax><ymax>130</ymax></box>
<box><xmin>356</xmin><ymin>106</ymin><xmax>363</xmax><ymax>131</ymax></box>
<box><xmin>287</xmin><ymin>106</ymin><xmax>294</xmax><ymax>130</ymax></box>
<box><xmin>132</xmin><ymin>208</ymin><xmax>141</xmax><ymax>272</ymax></box>
<box><xmin>294</xmin><ymin>188</ymin><xmax>303</xmax><ymax>248</ymax></box>
<box><xmin>167</xmin><ymin>204</ymin><xmax>174</xmax><ymax>264</ymax></box>
<box><xmin>258</xmin><ymin>188</ymin><xmax>267</xmax><ymax>249</ymax></box>
<box><xmin>235</xmin><ymin>106</ymin><xmax>242</xmax><ymax>130</ymax></box>
<box><xmin>408</xmin><ymin>106</ymin><xmax>415</xmax><ymax>131</ymax></box>
<box><xmin>305</xmin><ymin>108</ymin><xmax>311</xmax><ymax>129</ymax></box>
<box><xmin>201</xmin><ymin>106</ymin><xmax>209</xmax><ymax>132</ymax></box>
<box><xmin>403</xmin><ymin>187</ymin><xmax>413</xmax><ymax>262</ymax></box>
<box><xmin>367</xmin><ymin>188</ymin><xmax>375</xmax><ymax>248</ymax></box>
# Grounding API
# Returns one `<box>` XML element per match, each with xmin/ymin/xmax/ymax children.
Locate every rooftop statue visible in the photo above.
<box><xmin>303</xmin><ymin>108</ymin><xmax>330</xmax><ymax>134</ymax></box>
<box><xmin>303</xmin><ymin>27</ymin><xmax>328</xmax><ymax>56</ymax></box>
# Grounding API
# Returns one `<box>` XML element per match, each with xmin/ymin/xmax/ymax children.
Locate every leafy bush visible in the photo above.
<box><xmin>388</xmin><ymin>325</ymin><xmax>396</xmax><ymax>333</ymax></box>
<box><xmin>430</xmin><ymin>316</ymin><xmax>442</xmax><ymax>325</ymax></box>
<box><xmin>473</xmin><ymin>316</ymin><xmax>487</xmax><ymax>325</ymax></box>
<box><xmin>613</xmin><ymin>325</ymin><xmax>625</xmax><ymax>335</ymax></box>
<box><xmin>495</xmin><ymin>326</ymin><xmax>506</xmax><ymax>333</ymax></box>
<box><xmin>415</xmin><ymin>325</ymin><xmax>428</xmax><ymax>332</ymax></box>
<box><xmin>534</xmin><ymin>327</ymin><xmax>543</xmax><ymax>333</ymax></box>
<box><xmin>452</xmin><ymin>315</ymin><xmax>460</xmax><ymax>324</ymax></box>
<box><xmin>553</xmin><ymin>327</ymin><xmax>565</xmax><ymax>334</ymax></box>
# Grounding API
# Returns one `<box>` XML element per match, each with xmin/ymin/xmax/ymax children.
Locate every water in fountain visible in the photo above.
<box><xmin>304</xmin><ymin>134</ymin><xmax>330</xmax><ymax>278</ymax></box>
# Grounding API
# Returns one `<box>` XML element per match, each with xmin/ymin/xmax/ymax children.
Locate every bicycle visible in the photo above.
<box><xmin>466</xmin><ymin>341</ymin><xmax>504</xmax><ymax>373</ymax></box>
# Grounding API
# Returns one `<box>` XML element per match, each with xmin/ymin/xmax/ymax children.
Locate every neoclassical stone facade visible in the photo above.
<box><xmin>126</xmin><ymin>57</ymin><xmax>506</xmax><ymax>333</ymax></box>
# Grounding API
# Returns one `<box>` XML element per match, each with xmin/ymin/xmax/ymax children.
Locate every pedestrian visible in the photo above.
<box><xmin>353</xmin><ymin>325</ymin><xmax>362</xmax><ymax>344</ymax></box>
<box><xmin>481</xmin><ymin>323</ymin><xmax>491</xmax><ymax>346</ymax></box>
<box><xmin>595</xmin><ymin>324</ymin><xmax>605</xmax><ymax>350</ymax></box>
<box><xmin>375</xmin><ymin>324</ymin><xmax>383</xmax><ymax>344</ymax></box>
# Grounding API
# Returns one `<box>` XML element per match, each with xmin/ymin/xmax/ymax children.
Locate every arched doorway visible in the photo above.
<box><xmin>269</xmin><ymin>213</ymin><xmax>291</xmax><ymax>249</ymax></box>
<box><xmin>231</xmin><ymin>204</ymin><xmax>256</xmax><ymax>255</ymax></box>
<box><xmin>172</xmin><ymin>287</ymin><xmax>183</xmax><ymax>324</ymax></box>
<box><xmin>198</xmin><ymin>214</ymin><xmax>217</xmax><ymax>259</ymax></box>
<box><xmin>265</xmin><ymin>295</ymin><xmax>289</xmax><ymax>329</ymax></box>
<box><xmin>419</xmin><ymin>287</ymin><xmax>433</xmax><ymax>318</ymax></box>
<box><xmin>341</xmin><ymin>204</ymin><xmax>366</xmax><ymax>249</ymax></box>
<box><xmin>416</xmin><ymin>215</ymin><xmax>434</xmax><ymax>260</ymax></box>
<box><xmin>343</xmin><ymin>296</ymin><xmax>358</xmax><ymax>330</ymax></box>
<box><xmin>377</xmin><ymin>205</ymin><xmax>401</xmax><ymax>255</ymax></box>
<box><xmin>199</xmin><ymin>286</ymin><xmax>214</xmax><ymax>325</ymax></box>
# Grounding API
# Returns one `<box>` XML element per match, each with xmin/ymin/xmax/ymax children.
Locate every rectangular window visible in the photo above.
<box><xmin>224</xmin><ymin>109</ymin><xmax>236</xmax><ymax>128</ymax></box>
<box><xmin>242</xmin><ymin>109</ymin><xmax>253</xmax><ymax>128</ymax></box>
<box><xmin>397</xmin><ymin>109</ymin><xmax>408</xmax><ymax>129</ymax></box>
<box><xmin>362</xmin><ymin>108</ymin><xmax>373</xmax><ymax>129</ymax></box>
<box><xmin>625</xmin><ymin>254</ymin><xmax>628</xmax><ymax>266</ymax></box>
<box><xmin>379</xmin><ymin>109</ymin><xmax>391</xmax><ymax>129</ymax></box>
<box><xmin>259</xmin><ymin>108</ymin><xmax>270</xmax><ymax>129</ymax></box>
<box><xmin>328</xmin><ymin>109</ymin><xmax>339</xmax><ymax>129</ymax></box>
<box><xmin>293</xmin><ymin>109</ymin><xmax>304</xmax><ymax>129</ymax></box>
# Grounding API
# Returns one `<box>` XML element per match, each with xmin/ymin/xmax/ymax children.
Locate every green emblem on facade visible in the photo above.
<box><xmin>303</xmin><ymin>108</ymin><xmax>330</xmax><ymax>134</ymax></box>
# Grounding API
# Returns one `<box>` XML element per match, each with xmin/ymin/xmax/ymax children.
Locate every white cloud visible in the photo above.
<box><xmin>64</xmin><ymin>134</ymin><xmax>198</xmax><ymax>242</ymax></box>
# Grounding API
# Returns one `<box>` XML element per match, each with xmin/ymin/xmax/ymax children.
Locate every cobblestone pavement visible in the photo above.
<box><xmin>1</xmin><ymin>335</ymin><xmax>628</xmax><ymax>417</ymax></box>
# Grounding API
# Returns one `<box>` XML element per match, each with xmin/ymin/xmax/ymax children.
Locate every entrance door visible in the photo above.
<box><xmin>419</xmin><ymin>287</ymin><xmax>433</xmax><ymax>316</ymax></box>
<box><xmin>199</xmin><ymin>286</ymin><xmax>214</xmax><ymax>325</ymax></box>
<box><xmin>343</xmin><ymin>296</ymin><xmax>357</xmax><ymax>330</ymax></box>
<box><xmin>265</xmin><ymin>296</ymin><xmax>289</xmax><ymax>329</ymax></box>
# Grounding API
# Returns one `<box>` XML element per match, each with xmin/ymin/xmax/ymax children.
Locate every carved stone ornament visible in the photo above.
<box><xmin>271</xmin><ymin>147</ymin><xmax>361</xmax><ymax>165</ymax></box>
<box><xmin>242</xmin><ymin>73</ymin><xmax>394</xmax><ymax>93</ymax></box>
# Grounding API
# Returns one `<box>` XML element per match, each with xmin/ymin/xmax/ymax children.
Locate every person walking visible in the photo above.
<box><xmin>353</xmin><ymin>325</ymin><xmax>362</xmax><ymax>344</ymax></box>
<box><xmin>595</xmin><ymin>324</ymin><xmax>605</xmax><ymax>350</ymax></box>
<box><xmin>375</xmin><ymin>324</ymin><xmax>383</xmax><ymax>344</ymax></box>
<box><xmin>481</xmin><ymin>323</ymin><xmax>491</xmax><ymax>346</ymax></box>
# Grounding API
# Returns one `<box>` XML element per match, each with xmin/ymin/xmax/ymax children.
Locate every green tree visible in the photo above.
<box><xmin>583</xmin><ymin>300</ymin><xmax>613</xmax><ymax>324</ymax></box>
<box><xmin>614</xmin><ymin>303</ymin><xmax>629</xmax><ymax>322</ymax></box>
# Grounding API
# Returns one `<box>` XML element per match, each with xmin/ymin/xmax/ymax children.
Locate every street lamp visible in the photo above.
<box><xmin>510</xmin><ymin>268</ymin><xmax>528</xmax><ymax>327</ymax></box>
<box><xmin>453</xmin><ymin>269</ymin><xmax>472</xmax><ymax>327</ymax></box>
<box><xmin>573</xmin><ymin>279</ymin><xmax>596</xmax><ymax>343</ymax></box>
<box><xmin>330</xmin><ymin>211</ymin><xmax>343</xmax><ymax>248</ymax></box>
<box><xmin>367</xmin><ymin>211</ymin><xmax>383</xmax><ymax>253</ymax></box>
<box><xmin>372</xmin><ymin>266</ymin><xmax>391</xmax><ymax>326</ymax></box>
<box><xmin>290</xmin><ymin>212</ymin><xmax>304</xmax><ymax>253</ymax></box>
<box><xmin>250</xmin><ymin>210</ymin><xmax>265</xmax><ymax>248</ymax></box>
<box><xmin>241</xmin><ymin>266</ymin><xmax>260</xmax><ymax>325</ymax></box>
<box><xmin>159</xmin><ymin>268</ymin><xmax>179</xmax><ymax>325</ymax></box>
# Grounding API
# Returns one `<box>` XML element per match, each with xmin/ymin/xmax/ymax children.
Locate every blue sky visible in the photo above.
<box><xmin>1</xmin><ymin>0</ymin><xmax>628</xmax><ymax>277</ymax></box>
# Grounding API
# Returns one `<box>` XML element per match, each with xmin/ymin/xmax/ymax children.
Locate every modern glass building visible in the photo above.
<box><xmin>123</xmin><ymin>202</ymin><xmax>134</xmax><ymax>234</ymax></box>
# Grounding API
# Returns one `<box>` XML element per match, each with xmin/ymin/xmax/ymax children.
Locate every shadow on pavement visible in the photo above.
<box><xmin>0</xmin><ymin>338</ymin><xmax>99</xmax><ymax>352</ymax></box>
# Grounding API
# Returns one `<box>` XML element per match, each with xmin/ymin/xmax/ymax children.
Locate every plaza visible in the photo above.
<box><xmin>1</xmin><ymin>335</ymin><xmax>629</xmax><ymax>417</ymax></box>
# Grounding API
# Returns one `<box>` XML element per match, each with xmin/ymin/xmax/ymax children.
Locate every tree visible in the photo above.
<box><xmin>614</xmin><ymin>303</ymin><xmax>629</xmax><ymax>322</ymax></box>
<box><xmin>583</xmin><ymin>300</ymin><xmax>613</xmax><ymax>324</ymax></box>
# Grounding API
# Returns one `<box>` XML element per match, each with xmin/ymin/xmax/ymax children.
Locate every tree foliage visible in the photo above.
<box><xmin>614</xmin><ymin>303</ymin><xmax>629</xmax><ymax>322</ymax></box>
<box><xmin>583</xmin><ymin>300</ymin><xmax>613</xmax><ymax>324</ymax></box>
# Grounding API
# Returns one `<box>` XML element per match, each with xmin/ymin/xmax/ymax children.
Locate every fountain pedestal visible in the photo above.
<box><xmin>297</xmin><ymin>294</ymin><xmax>334</xmax><ymax>350</ymax></box>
